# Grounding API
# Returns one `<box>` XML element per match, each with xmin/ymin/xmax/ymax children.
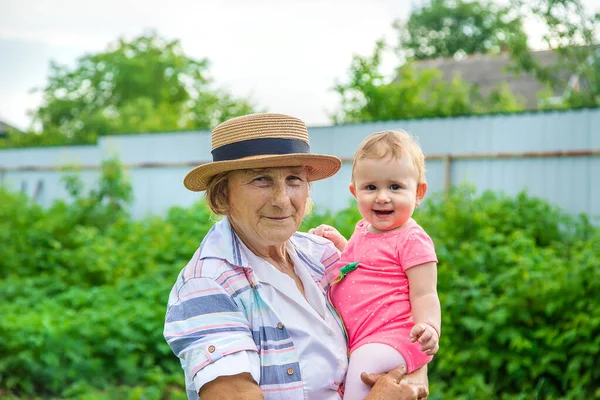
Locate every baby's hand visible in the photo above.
<box><xmin>308</xmin><ymin>224</ymin><xmax>348</xmax><ymax>251</ymax></box>
<box><xmin>409</xmin><ymin>323</ymin><xmax>439</xmax><ymax>356</ymax></box>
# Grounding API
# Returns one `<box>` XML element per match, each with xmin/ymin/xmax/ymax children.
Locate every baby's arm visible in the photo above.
<box><xmin>308</xmin><ymin>224</ymin><xmax>348</xmax><ymax>252</ymax></box>
<box><xmin>405</xmin><ymin>262</ymin><xmax>441</xmax><ymax>356</ymax></box>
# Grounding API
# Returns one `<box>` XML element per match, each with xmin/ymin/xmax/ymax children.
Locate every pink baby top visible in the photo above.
<box><xmin>329</xmin><ymin>218</ymin><xmax>438</xmax><ymax>373</ymax></box>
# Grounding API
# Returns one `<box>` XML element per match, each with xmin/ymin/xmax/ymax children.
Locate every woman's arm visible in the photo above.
<box><xmin>164</xmin><ymin>275</ymin><xmax>261</xmax><ymax>396</ymax></box>
<box><xmin>405</xmin><ymin>262</ymin><xmax>441</xmax><ymax>355</ymax></box>
<box><xmin>200</xmin><ymin>372</ymin><xmax>264</xmax><ymax>399</ymax></box>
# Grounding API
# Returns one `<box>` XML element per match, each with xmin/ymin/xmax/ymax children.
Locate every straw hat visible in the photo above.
<box><xmin>183</xmin><ymin>113</ymin><xmax>342</xmax><ymax>192</ymax></box>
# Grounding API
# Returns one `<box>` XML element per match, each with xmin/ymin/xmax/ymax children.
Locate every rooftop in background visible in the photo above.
<box><xmin>411</xmin><ymin>50</ymin><xmax>569</xmax><ymax>109</ymax></box>
<box><xmin>0</xmin><ymin>120</ymin><xmax>24</xmax><ymax>138</ymax></box>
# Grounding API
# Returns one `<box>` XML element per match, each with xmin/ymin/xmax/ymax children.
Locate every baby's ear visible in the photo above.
<box><xmin>416</xmin><ymin>183</ymin><xmax>428</xmax><ymax>203</ymax></box>
<box><xmin>349</xmin><ymin>183</ymin><xmax>357</xmax><ymax>198</ymax></box>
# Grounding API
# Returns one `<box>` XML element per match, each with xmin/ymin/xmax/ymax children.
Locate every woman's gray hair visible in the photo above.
<box><xmin>204</xmin><ymin>171</ymin><xmax>231</xmax><ymax>216</ymax></box>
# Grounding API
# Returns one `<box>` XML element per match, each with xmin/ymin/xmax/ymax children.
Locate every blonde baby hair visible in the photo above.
<box><xmin>351</xmin><ymin>130</ymin><xmax>426</xmax><ymax>184</ymax></box>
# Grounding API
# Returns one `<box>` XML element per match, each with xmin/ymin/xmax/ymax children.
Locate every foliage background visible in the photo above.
<box><xmin>0</xmin><ymin>32</ymin><xmax>259</xmax><ymax>149</ymax></box>
<box><xmin>1</xmin><ymin>160</ymin><xmax>599</xmax><ymax>399</ymax></box>
<box><xmin>332</xmin><ymin>0</ymin><xmax>600</xmax><ymax>124</ymax></box>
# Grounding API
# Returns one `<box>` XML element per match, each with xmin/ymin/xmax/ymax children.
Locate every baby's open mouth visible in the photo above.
<box><xmin>374</xmin><ymin>210</ymin><xmax>393</xmax><ymax>216</ymax></box>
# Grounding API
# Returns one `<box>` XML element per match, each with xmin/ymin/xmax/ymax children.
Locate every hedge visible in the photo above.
<box><xmin>1</xmin><ymin>161</ymin><xmax>598</xmax><ymax>399</ymax></box>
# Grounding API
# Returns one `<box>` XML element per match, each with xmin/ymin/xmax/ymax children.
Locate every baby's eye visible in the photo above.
<box><xmin>390</xmin><ymin>184</ymin><xmax>401</xmax><ymax>190</ymax></box>
<box><xmin>366</xmin><ymin>184</ymin><xmax>377</xmax><ymax>191</ymax></box>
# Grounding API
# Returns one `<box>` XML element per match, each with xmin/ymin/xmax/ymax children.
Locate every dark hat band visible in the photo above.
<box><xmin>212</xmin><ymin>137</ymin><xmax>310</xmax><ymax>162</ymax></box>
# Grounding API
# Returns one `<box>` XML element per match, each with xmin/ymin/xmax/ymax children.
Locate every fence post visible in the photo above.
<box><xmin>444</xmin><ymin>154</ymin><xmax>452</xmax><ymax>194</ymax></box>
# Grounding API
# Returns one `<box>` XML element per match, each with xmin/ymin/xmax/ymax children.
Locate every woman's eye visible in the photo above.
<box><xmin>252</xmin><ymin>177</ymin><xmax>270</xmax><ymax>185</ymax></box>
<box><xmin>287</xmin><ymin>176</ymin><xmax>303</xmax><ymax>185</ymax></box>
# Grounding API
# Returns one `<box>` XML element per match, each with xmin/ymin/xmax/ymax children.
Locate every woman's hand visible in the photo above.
<box><xmin>361</xmin><ymin>365</ymin><xmax>429</xmax><ymax>400</ymax></box>
<box><xmin>308</xmin><ymin>224</ymin><xmax>348</xmax><ymax>251</ymax></box>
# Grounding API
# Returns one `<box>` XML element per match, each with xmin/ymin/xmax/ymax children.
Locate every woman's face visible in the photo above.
<box><xmin>227</xmin><ymin>166</ymin><xmax>309</xmax><ymax>251</ymax></box>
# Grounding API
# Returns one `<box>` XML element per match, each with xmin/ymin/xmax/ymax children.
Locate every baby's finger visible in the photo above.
<box><xmin>310</xmin><ymin>226</ymin><xmax>326</xmax><ymax>236</ymax></box>
<box><xmin>409</xmin><ymin>324</ymin><xmax>426</xmax><ymax>342</ymax></box>
<box><xmin>425</xmin><ymin>348</ymin><xmax>438</xmax><ymax>356</ymax></box>
<box><xmin>418</xmin><ymin>329</ymin><xmax>433</xmax><ymax>345</ymax></box>
<box><xmin>425</xmin><ymin>343</ymin><xmax>439</xmax><ymax>356</ymax></box>
<box><xmin>420</xmin><ymin>337</ymin><xmax>436</xmax><ymax>351</ymax></box>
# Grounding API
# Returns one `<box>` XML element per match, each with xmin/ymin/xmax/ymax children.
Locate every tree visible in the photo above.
<box><xmin>24</xmin><ymin>31</ymin><xmax>258</xmax><ymax>146</ymax></box>
<box><xmin>332</xmin><ymin>41</ymin><xmax>524</xmax><ymax>124</ymax></box>
<box><xmin>396</xmin><ymin>0</ymin><xmax>527</xmax><ymax>60</ymax></box>
<box><xmin>331</xmin><ymin>0</ymin><xmax>529</xmax><ymax>124</ymax></box>
<box><xmin>508</xmin><ymin>0</ymin><xmax>600</xmax><ymax>108</ymax></box>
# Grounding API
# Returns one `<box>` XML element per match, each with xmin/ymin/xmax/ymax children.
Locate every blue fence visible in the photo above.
<box><xmin>1</xmin><ymin>108</ymin><xmax>598</xmax><ymax>219</ymax></box>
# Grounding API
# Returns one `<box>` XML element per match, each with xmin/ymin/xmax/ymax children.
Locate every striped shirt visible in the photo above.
<box><xmin>163</xmin><ymin>217</ymin><xmax>345</xmax><ymax>399</ymax></box>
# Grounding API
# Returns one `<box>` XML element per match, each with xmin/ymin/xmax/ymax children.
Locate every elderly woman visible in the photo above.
<box><xmin>163</xmin><ymin>113</ymin><xmax>429</xmax><ymax>399</ymax></box>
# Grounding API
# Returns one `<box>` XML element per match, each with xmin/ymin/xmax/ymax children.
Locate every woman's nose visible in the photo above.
<box><xmin>271</xmin><ymin>182</ymin><xmax>290</xmax><ymax>206</ymax></box>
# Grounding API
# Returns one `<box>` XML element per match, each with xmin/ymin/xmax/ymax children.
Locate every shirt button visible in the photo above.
<box><xmin>207</xmin><ymin>345</ymin><xmax>216</xmax><ymax>353</ymax></box>
<box><xmin>327</xmin><ymin>330</ymin><xmax>333</xmax><ymax>336</ymax></box>
<box><xmin>277</xmin><ymin>322</ymin><xmax>284</xmax><ymax>330</ymax></box>
<box><xmin>286</xmin><ymin>368</ymin><xmax>294</xmax><ymax>375</ymax></box>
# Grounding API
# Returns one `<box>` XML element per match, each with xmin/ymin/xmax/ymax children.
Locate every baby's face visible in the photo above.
<box><xmin>350</xmin><ymin>155</ymin><xmax>424</xmax><ymax>233</ymax></box>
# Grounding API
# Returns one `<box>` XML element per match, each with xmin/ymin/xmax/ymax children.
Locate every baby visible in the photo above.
<box><xmin>311</xmin><ymin>130</ymin><xmax>440</xmax><ymax>399</ymax></box>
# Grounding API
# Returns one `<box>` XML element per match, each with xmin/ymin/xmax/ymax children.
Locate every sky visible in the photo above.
<box><xmin>1</xmin><ymin>0</ymin><xmax>598</xmax><ymax>131</ymax></box>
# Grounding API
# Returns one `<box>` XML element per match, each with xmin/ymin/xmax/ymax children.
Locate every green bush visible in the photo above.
<box><xmin>417</xmin><ymin>189</ymin><xmax>600</xmax><ymax>400</ymax></box>
<box><xmin>0</xmin><ymin>160</ymin><xmax>213</xmax><ymax>399</ymax></box>
<box><xmin>1</xmin><ymin>162</ymin><xmax>598</xmax><ymax>399</ymax></box>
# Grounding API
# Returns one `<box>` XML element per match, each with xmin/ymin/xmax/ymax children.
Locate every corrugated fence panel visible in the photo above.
<box><xmin>0</xmin><ymin>145</ymin><xmax>102</xmax><ymax>204</ymax></box>
<box><xmin>589</xmin><ymin>158</ymin><xmax>600</xmax><ymax>217</ymax></box>
<box><xmin>98</xmin><ymin>131</ymin><xmax>214</xmax><ymax>217</ymax></box>
<box><xmin>1</xmin><ymin>108</ymin><xmax>598</xmax><ymax>219</ymax></box>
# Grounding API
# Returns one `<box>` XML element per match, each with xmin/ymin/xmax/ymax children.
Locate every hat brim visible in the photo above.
<box><xmin>183</xmin><ymin>153</ymin><xmax>342</xmax><ymax>192</ymax></box>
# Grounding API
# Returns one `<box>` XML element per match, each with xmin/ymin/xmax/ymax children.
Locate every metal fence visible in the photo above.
<box><xmin>1</xmin><ymin>108</ymin><xmax>598</xmax><ymax>219</ymax></box>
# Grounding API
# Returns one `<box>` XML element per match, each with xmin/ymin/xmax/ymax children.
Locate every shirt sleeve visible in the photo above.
<box><xmin>398</xmin><ymin>227</ymin><xmax>438</xmax><ymax>272</ymax></box>
<box><xmin>192</xmin><ymin>351</ymin><xmax>260</xmax><ymax>395</ymax></box>
<box><xmin>317</xmin><ymin>239</ymin><xmax>342</xmax><ymax>291</ymax></box>
<box><xmin>163</xmin><ymin>276</ymin><xmax>261</xmax><ymax>393</ymax></box>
